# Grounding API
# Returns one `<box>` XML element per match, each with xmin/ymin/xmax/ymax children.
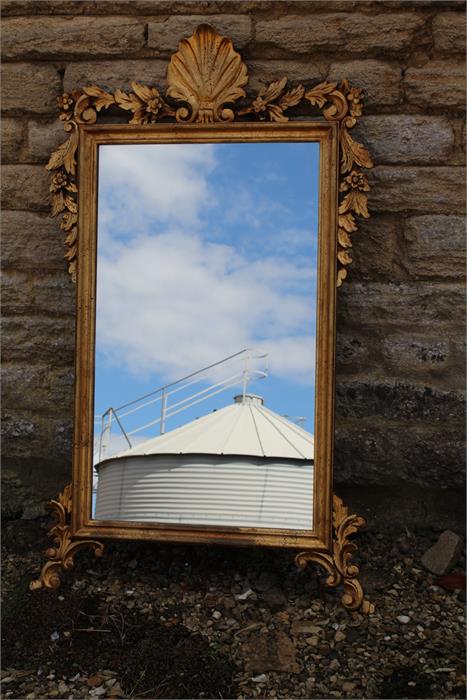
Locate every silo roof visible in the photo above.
<box><xmin>109</xmin><ymin>394</ymin><xmax>314</xmax><ymax>461</ymax></box>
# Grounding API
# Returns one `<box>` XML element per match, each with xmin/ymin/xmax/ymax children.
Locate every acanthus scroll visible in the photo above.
<box><xmin>295</xmin><ymin>494</ymin><xmax>375</xmax><ymax>614</ymax></box>
<box><xmin>30</xmin><ymin>484</ymin><xmax>104</xmax><ymax>591</ymax></box>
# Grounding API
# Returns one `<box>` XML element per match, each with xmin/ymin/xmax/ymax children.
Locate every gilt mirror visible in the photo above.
<box><xmin>31</xmin><ymin>25</ymin><xmax>374</xmax><ymax>614</ymax></box>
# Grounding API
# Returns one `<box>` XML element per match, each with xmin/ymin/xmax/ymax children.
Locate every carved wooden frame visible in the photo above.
<box><xmin>32</xmin><ymin>25</ymin><xmax>374</xmax><ymax>614</ymax></box>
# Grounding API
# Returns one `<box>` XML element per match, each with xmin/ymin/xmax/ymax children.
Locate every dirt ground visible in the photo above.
<box><xmin>1</xmin><ymin>517</ymin><xmax>465</xmax><ymax>700</ymax></box>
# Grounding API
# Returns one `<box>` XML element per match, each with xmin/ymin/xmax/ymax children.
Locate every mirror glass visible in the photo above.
<box><xmin>92</xmin><ymin>140</ymin><xmax>319</xmax><ymax>531</ymax></box>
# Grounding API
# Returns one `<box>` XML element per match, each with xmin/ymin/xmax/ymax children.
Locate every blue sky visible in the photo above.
<box><xmin>94</xmin><ymin>141</ymin><xmax>319</xmax><ymax>456</ymax></box>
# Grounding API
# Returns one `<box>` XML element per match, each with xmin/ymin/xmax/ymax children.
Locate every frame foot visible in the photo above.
<box><xmin>295</xmin><ymin>494</ymin><xmax>374</xmax><ymax>614</ymax></box>
<box><xmin>30</xmin><ymin>484</ymin><xmax>104</xmax><ymax>591</ymax></box>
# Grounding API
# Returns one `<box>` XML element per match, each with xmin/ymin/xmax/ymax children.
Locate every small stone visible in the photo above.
<box><xmin>421</xmin><ymin>531</ymin><xmax>463</xmax><ymax>575</ymax></box>
<box><xmin>87</xmin><ymin>676</ymin><xmax>104</xmax><ymax>687</ymax></box>
<box><xmin>334</xmin><ymin>630</ymin><xmax>346</xmax><ymax>642</ymax></box>
<box><xmin>212</xmin><ymin>610</ymin><xmax>222</xmax><ymax>620</ymax></box>
<box><xmin>251</xmin><ymin>674</ymin><xmax>268</xmax><ymax>683</ymax></box>
<box><xmin>58</xmin><ymin>681</ymin><xmax>68</xmax><ymax>695</ymax></box>
<box><xmin>242</xmin><ymin>630</ymin><xmax>300</xmax><ymax>673</ymax></box>
<box><xmin>397</xmin><ymin>615</ymin><xmax>411</xmax><ymax>624</ymax></box>
<box><xmin>89</xmin><ymin>687</ymin><xmax>106</xmax><ymax>698</ymax></box>
<box><xmin>291</xmin><ymin>621</ymin><xmax>323</xmax><ymax>636</ymax></box>
<box><xmin>235</xmin><ymin>588</ymin><xmax>253</xmax><ymax>601</ymax></box>
<box><xmin>305</xmin><ymin>636</ymin><xmax>319</xmax><ymax>647</ymax></box>
<box><xmin>342</xmin><ymin>681</ymin><xmax>356</xmax><ymax>693</ymax></box>
<box><xmin>204</xmin><ymin>592</ymin><xmax>218</xmax><ymax>607</ymax></box>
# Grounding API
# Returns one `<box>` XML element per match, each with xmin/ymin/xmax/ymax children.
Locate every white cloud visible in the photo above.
<box><xmin>96</xmin><ymin>143</ymin><xmax>317</xmax><ymax>389</ymax></box>
<box><xmin>98</xmin><ymin>144</ymin><xmax>217</xmax><ymax>239</ymax></box>
<box><xmin>96</xmin><ymin>229</ymin><xmax>315</xmax><ymax>385</ymax></box>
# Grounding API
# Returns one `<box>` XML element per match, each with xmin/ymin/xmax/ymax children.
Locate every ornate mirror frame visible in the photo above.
<box><xmin>31</xmin><ymin>25</ymin><xmax>374</xmax><ymax>614</ymax></box>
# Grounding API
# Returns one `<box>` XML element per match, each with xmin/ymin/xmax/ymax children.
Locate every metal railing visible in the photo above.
<box><xmin>96</xmin><ymin>348</ymin><xmax>268</xmax><ymax>463</ymax></box>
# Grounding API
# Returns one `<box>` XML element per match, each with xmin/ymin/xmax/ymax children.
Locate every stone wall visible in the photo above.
<box><xmin>1</xmin><ymin>0</ymin><xmax>466</xmax><ymax>527</ymax></box>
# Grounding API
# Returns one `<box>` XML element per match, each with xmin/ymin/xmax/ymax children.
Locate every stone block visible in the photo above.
<box><xmin>335</xmin><ymin>381</ymin><xmax>465</xmax><ymax>422</ymax></box>
<box><xmin>334</xmin><ymin>421</ymin><xmax>402</xmax><ymax>486</ymax></box>
<box><xmin>347</xmin><ymin>215</ymin><xmax>402</xmax><ymax>282</ymax></box>
<box><xmin>335</xmin><ymin>332</ymin><xmax>372</xmax><ymax>375</ymax></box>
<box><xmin>405</xmin><ymin>61</ymin><xmax>466</xmax><ymax>109</ymax></box>
<box><xmin>1</xmin><ymin>164</ymin><xmax>50</xmax><ymax>210</ymax></box>
<box><xmin>404</xmin><ymin>215</ymin><xmax>465</xmax><ymax>278</ymax></box>
<box><xmin>2</xmin><ymin>270</ymin><xmax>75</xmax><ymax>316</ymax></box>
<box><xmin>147</xmin><ymin>15</ymin><xmax>252</xmax><ymax>53</ymax></box>
<box><xmin>1</xmin><ymin>117</ymin><xmax>25</xmax><ymax>163</ymax></box>
<box><xmin>334</xmin><ymin>420</ymin><xmax>465</xmax><ymax>488</ymax></box>
<box><xmin>1</xmin><ymin>316</ymin><xmax>75</xmax><ymax>366</ymax></box>
<box><xmin>380</xmin><ymin>333</ymin><xmax>464</xmax><ymax>390</ymax></box>
<box><xmin>421</xmin><ymin>530</ymin><xmax>464</xmax><ymax>575</ymax></box>
<box><xmin>2</xmin><ymin>211</ymin><xmax>66</xmax><ymax>271</ymax></box>
<box><xmin>2</xmin><ymin>17</ymin><xmax>146</xmax><ymax>59</ymax></box>
<box><xmin>1</xmin><ymin>411</ymin><xmax>72</xmax><ymax>506</ymax></box>
<box><xmin>433</xmin><ymin>13</ymin><xmax>466</xmax><ymax>53</ymax></box>
<box><xmin>32</xmin><ymin>273</ymin><xmax>76</xmax><ymax>316</ymax></box>
<box><xmin>368</xmin><ymin>166</ymin><xmax>466</xmax><ymax>214</ymax></box>
<box><xmin>248</xmin><ymin>60</ymin><xmax>326</xmax><ymax>93</ymax></box>
<box><xmin>353</xmin><ymin>115</ymin><xmax>455</xmax><ymax>164</ymax></box>
<box><xmin>1</xmin><ymin>63</ymin><xmax>61</xmax><ymax>115</ymax></box>
<box><xmin>0</xmin><ymin>0</ymin><xmax>279</xmax><ymax>15</ymax></box>
<box><xmin>1</xmin><ymin>363</ymin><xmax>74</xmax><ymax>413</ymax></box>
<box><xmin>2</xmin><ymin>412</ymin><xmax>72</xmax><ymax>460</ymax></box>
<box><xmin>64</xmin><ymin>59</ymin><xmax>168</xmax><ymax>93</ymax></box>
<box><xmin>328</xmin><ymin>59</ymin><xmax>402</xmax><ymax>108</ymax></box>
<box><xmin>255</xmin><ymin>13</ymin><xmax>425</xmax><ymax>54</ymax></box>
<box><xmin>337</xmin><ymin>282</ymin><xmax>465</xmax><ymax>329</ymax></box>
<box><xmin>27</xmin><ymin>119</ymin><xmax>66</xmax><ymax>163</ymax></box>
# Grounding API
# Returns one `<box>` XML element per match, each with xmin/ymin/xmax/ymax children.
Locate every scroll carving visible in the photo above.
<box><xmin>30</xmin><ymin>485</ymin><xmax>104</xmax><ymax>591</ymax></box>
<box><xmin>47</xmin><ymin>23</ymin><xmax>372</xmax><ymax>283</ymax></box>
<box><xmin>295</xmin><ymin>495</ymin><xmax>374</xmax><ymax>614</ymax></box>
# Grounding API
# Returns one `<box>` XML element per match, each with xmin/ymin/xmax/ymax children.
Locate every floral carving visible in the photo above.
<box><xmin>30</xmin><ymin>485</ymin><xmax>104</xmax><ymax>591</ymax></box>
<box><xmin>295</xmin><ymin>495</ymin><xmax>375</xmax><ymax>614</ymax></box>
<box><xmin>47</xmin><ymin>24</ymin><xmax>372</xmax><ymax>284</ymax></box>
<box><xmin>238</xmin><ymin>77</ymin><xmax>305</xmax><ymax>122</ymax></box>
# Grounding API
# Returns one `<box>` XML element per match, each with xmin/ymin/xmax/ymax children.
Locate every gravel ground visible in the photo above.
<box><xmin>1</xmin><ymin>518</ymin><xmax>465</xmax><ymax>700</ymax></box>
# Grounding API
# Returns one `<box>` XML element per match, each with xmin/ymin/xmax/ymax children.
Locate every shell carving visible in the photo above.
<box><xmin>167</xmin><ymin>24</ymin><xmax>248</xmax><ymax>123</ymax></box>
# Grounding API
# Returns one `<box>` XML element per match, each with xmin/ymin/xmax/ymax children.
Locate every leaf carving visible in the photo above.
<box><xmin>338</xmin><ymin>229</ymin><xmax>353</xmax><ymax>248</ymax></box>
<box><xmin>259</xmin><ymin>77</ymin><xmax>287</xmax><ymax>104</ymax></box>
<box><xmin>114</xmin><ymin>88</ymin><xmax>141</xmax><ymax>113</ymax></box>
<box><xmin>51</xmin><ymin>191</ymin><xmax>65</xmax><ymax>217</ymax></box>
<box><xmin>279</xmin><ymin>84</ymin><xmax>305</xmax><ymax>110</ymax></box>
<box><xmin>340</xmin><ymin>127</ymin><xmax>373</xmax><ymax>173</ymax></box>
<box><xmin>83</xmin><ymin>85</ymin><xmax>115</xmax><ymax>111</ymax></box>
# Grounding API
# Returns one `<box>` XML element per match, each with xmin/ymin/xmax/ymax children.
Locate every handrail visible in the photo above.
<box><xmin>97</xmin><ymin>348</ymin><xmax>268</xmax><ymax>463</ymax></box>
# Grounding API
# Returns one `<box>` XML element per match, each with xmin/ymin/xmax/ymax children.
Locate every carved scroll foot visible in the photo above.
<box><xmin>30</xmin><ymin>484</ymin><xmax>104</xmax><ymax>591</ymax></box>
<box><xmin>295</xmin><ymin>494</ymin><xmax>374</xmax><ymax>614</ymax></box>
